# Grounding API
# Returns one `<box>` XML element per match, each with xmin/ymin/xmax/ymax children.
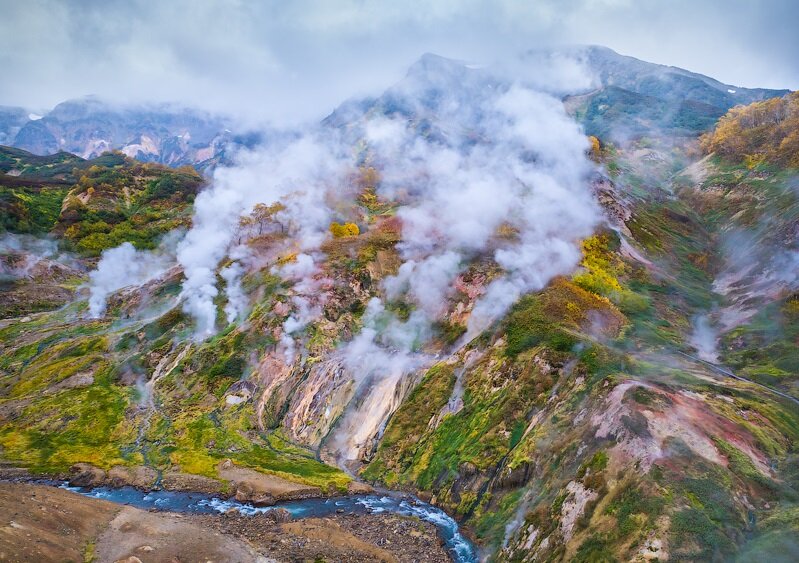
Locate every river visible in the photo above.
<box><xmin>58</xmin><ymin>483</ymin><xmax>478</xmax><ymax>562</ymax></box>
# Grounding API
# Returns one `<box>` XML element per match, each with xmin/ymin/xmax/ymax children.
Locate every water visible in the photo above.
<box><xmin>59</xmin><ymin>484</ymin><xmax>477</xmax><ymax>562</ymax></box>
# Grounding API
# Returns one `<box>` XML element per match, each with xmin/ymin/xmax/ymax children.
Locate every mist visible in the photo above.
<box><xmin>88</xmin><ymin>237</ymin><xmax>179</xmax><ymax>318</ymax></box>
<box><xmin>1</xmin><ymin>0</ymin><xmax>797</xmax><ymax>125</ymax></box>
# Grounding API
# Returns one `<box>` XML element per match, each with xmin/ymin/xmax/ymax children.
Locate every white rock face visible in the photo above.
<box><xmin>559</xmin><ymin>481</ymin><xmax>598</xmax><ymax>541</ymax></box>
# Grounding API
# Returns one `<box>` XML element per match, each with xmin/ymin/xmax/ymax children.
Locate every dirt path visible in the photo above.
<box><xmin>0</xmin><ymin>482</ymin><xmax>119</xmax><ymax>562</ymax></box>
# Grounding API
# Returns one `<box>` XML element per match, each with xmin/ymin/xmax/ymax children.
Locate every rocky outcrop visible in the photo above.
<box><xmin>283</xmin><ymin>357</ymin><xmax>352</xmax><ymax>447</ymax></box>
<box><xmin>218</xmin><ymin>459</ymin><xmax>322</xmax><ymax>504</ymax></box>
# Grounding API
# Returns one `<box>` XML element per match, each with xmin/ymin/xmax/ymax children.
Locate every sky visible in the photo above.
<box><xmin>1</xmin><ymin>0</ymin><xmax>797</xmax><ymax>124</ymax></box>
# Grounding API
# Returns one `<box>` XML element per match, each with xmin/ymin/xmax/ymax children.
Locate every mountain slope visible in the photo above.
<box><xmin>0</xmin><ymin>50</ymin><xmax>797</xmax><ymax>562</ymax></box>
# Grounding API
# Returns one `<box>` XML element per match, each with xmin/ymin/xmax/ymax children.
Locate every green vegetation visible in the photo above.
<box><xmin>0</xmin><ymin>183</ymin><xmax>71</xmax><ymax>233</ymax></box>
<box><xmin>0</xmin><ymin>364</ymin><xmax>138</xmax><ymax>472</ymax></box>
<box><xmin>58</xmin><ymin>161</ymin><xmax>202</xmax><ymax>256</ymax></box>
<box><xmin>504</xmin><ymin>278</ymin><xmax>625</xmax><ymax>356</ymax></box>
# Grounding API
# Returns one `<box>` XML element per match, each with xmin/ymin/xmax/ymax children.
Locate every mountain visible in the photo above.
<box><xmin>562</xmin><ymin>46</ymin><xmax>789</xmax><ymax>140</ymax></box>
<box><xmin>3</xmin><ymin>96</ymin><xmax>234</xmax><ymax>167</ymax></box>
<box><xmin>0</xmin><ymin>106</ymin><xmax>29</xmax><ymax>145</ymax></box>
<box><xmin>325</xmin><ymin>47</ymin><xmax>789</xmax><ymax>144</ymax></box>
<box><xmin>574</xmin><ymin>45</ymin><xmax>787</xmax><ymax>107</ymax></box>
<box><xmin>0</xmin><ymin>48</ymin><xmax>797</xmax><ymax>562</ymax></box>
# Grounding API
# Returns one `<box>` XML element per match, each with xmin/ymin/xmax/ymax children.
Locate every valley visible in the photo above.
<box><xmin>0</xmin><ymin>46</ymin><xmax>797</xmax><ymax>562</ymax></box>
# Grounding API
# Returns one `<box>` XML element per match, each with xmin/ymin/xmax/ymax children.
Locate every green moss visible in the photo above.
<box><xmin>578</xmin><ymin>451</ymin><xmax>609</xmax><ymax>477</ymax></box>
<box><xmin>504</xmin><ymin>278</ymin><xmax>624</xmax><ymax>357</ymax></box>
<box><xmin>604</xmin><ymin>485</ymin><xmax>664</xmax><ymax>536</ymax></box>
<box><xmin>671</xmin><ymin>507</ymin><xmax>736</xmax><ymax>560</ymax></box>
<box><xmin>713</xmin><ymin>437</ymin><xmax>777</xmax><ymax>492</ymax></box>
<box><xmin>0</xmin><ymin>366</ymin><xmax>136</xmax><ymax>472</ymax></box>
<box><xmin>473</xmin><ymin>489</ymin><xmax>524</xmax><ymax>548</ymax></box>
<box><xmin>573</xmin><ymin>533</ymin><xmax>617</xmax><ymax>563</ymax></box>
<box><xmin>363</xmin><ymin>363</ymin><xmax>455</xmax><ymax>483</ymax></box>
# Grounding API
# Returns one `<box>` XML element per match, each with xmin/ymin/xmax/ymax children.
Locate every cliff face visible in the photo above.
<box><xmin>0</xmin><ymin>51</ymin><xmax>797</xmax><ymax>561</ymax></box>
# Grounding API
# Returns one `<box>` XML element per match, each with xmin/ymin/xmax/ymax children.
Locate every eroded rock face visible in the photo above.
<box><xmin>68</xmin><ymin>463</ymin><xmax>107</xmax><ymax>487</ymax></box>
<box><xmin>559</xmin><ymin>481</ymin><xmax>598</xmax><ymax>541</ymax></box>
<box><xmin>253</xmin><ymin>351</ymin><xmax>300</xmax><ymax>431</ymax></box>
<box><xmin>283</xmin><ymin>358</ymin><xmax>352</xmax><ymax>447</ymax></box>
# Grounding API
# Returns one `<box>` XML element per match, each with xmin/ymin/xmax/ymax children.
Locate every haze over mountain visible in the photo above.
<box><xmin>0</xmin><ymin>46</ymin><xmax>789</xmax><ymax>167</ymax></box>
<box><xmin>0</xmin><ymin>3</ymin><xmax>798</xmax><ymax>563</ymax></box>
<box><xmin>1</xmin><ymin>0</ymin><xmax>797</xmax><ymax>123</ymax></box>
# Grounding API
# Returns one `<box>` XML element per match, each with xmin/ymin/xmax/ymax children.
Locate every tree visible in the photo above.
<box><xmin>588</xmin><ymin>135</ymin><xmax>602</xmax><ymax>161</ymax></box>
<box><xmin>701</xmin><ymin>92</ymin><xmax>799</xmax><ymax>167</ymax></box>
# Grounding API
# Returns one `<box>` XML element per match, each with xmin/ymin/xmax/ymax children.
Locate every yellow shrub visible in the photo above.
<box><xmin>330</xmin><ymin>222</ymin><xmax>360</xmax><ymax>238</ymax></box>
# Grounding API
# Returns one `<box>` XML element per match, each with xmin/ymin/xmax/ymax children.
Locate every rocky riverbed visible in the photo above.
<box><xmin>0</xmin><ymin>482</ymin><xmax>452</xmax><ymax>562</ymax></box>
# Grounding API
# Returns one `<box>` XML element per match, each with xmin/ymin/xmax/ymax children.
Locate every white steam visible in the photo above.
<box><xmin>171</xmin><ymin>54</ymin><xmax>601</xmax><ymax>462</ymax></box>
<box><xmin>220</xmin><ymin>261</ymin><xmax>246</xmax><ymax>324</ymax></box>
<box><xmin>274</xmin><ymin>252</ymin><xmax>329</xmax><ymax>363</ymax></box>
<box><xmin>689</xmin><ymin>313</ymin><xmax>720</xmax><ymax>363</ymax></box>
<box><xmin>321</xmin><ymin>78</ymin><xmax>600</xmax><ymax>461</ymax></box>
<box><xmin>364</xmin><ymin>84</ymin><xmax>599</xmax><ymax>337</ymax></box>
<box><xmin>176</xmin><ymin>135</ymin><xmax>350</xmax><ymax>337</ymax></box>
<box><xmin>88</xmin><ymin>241</ymin><xmax>174</xmax><ymax>318</ymax></box>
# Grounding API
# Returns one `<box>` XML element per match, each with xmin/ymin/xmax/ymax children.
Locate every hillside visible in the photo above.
<box><xmin>0</xmin><ymin>49</ymin><xmax>797</xmax><ymax>562</ymax></box>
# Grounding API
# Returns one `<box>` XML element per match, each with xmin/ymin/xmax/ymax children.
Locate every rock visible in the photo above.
<box><xmin>160</xmin><ymin>471</ymin><xmax>225</xmax><ymax>494</ymax></box>
<box><xmin>107</xmin><ymin>466</ymin><xmax>158</xmax><ymax>489</ymax></box>
<box><xmin>252</xmin><ymin>493</ymin><xmax>276</xmax><ymax>507</ymax></box>
<box><xmin>234</xmin><ymin>482</ymin><xmax>276</xmax><ymax>506</ymax></box>
<box><xmin>346</xmin><ymin>480</ymin><xmax>374</xmax><ymax>494</ymax></box>
<box><xmin>68</xmin><ymin>463</ymin><xmax>106</xmax><ymax>487</ymax></box>
<box><xmin>43</xmin><ymin>371</ymin><xmax>94</xmax><ymax>395</ymax></box>
<box><xmin>267</xmin><ymin>508</ymin><xmax>291</xmax><ymax>523</ymax></box>
<box><xmin>114</xmin><ymin>557</ymin><xmax>142</xmax><ymax>563</ymax></box>
<box><xmin>136</xmin><ymin>545</ymin><xmax>154</xmax><ymax>552</ymax></box>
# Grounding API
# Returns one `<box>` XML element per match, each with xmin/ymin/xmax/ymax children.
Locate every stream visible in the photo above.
<box><xmin>57</xmin><ymin>483</ymin><xmax>478</xmax><ymax>562</ymax></box>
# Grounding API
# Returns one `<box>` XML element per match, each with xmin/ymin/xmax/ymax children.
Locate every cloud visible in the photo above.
<box><xmin>0</xmin><ymin>0</ymin><xmax>795</xmax><ymax>123</ymax></box>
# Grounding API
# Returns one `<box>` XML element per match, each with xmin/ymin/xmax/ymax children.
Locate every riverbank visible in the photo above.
<box><xmin>0</xmin><ymin>481</ymin><xmax>454</xmax><ymax>562</ymax></box>
<box><xmin>1</xmin><ymin>459</ymin><xmax>374</xmax><ymax>503</ymax></box>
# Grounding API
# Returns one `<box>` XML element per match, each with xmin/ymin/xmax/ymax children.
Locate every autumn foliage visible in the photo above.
<box><xmin>701</xmin><ymin>92</ymin><xmax>799</xmax><ymax>167</ymax></box>
<box><xmin>329</xmin><ymin>221</ymin><xmax>360</xmax><ymax>238</ymax></box>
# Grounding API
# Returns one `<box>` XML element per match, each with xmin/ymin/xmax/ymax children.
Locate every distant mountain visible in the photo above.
<box><xmin>572</xmin><ymin>45</ymin><xmax>787</xmax><ymax>107</ymax></box>
<box><xmin>326</xmin><ymin>46</ymin><xmax>791</xmax><ymax>142</ymax></box>
<box><xmin>559</xmin><ymin>45</ymin><xmax>790</xmax><ymax>139</ymax></box>
<box><xmin>0</xmin><ymin>106</ymin><xmax>29</xmax><ymax>145</ymax></box>
<box><xmin>2</xmin><ymin>96</ymin><xmax>234</xmax><ymax>167</ymax></box>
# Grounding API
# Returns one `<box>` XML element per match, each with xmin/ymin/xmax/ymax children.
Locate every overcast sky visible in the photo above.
<box><xmin>1</xmin><ymin>0</ymin><xmax>796</xmax><ymax>124</ymax></box>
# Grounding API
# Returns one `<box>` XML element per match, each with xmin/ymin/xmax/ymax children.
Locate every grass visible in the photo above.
<box><xmin>0</xmin><ymin>366</ymin><xmax>138</xmax><ymax>472</ymax></box>
<box><xmin>504</xmin><ymin>278</ymin><xmax>625</xmax><ymax>357</ymax></box>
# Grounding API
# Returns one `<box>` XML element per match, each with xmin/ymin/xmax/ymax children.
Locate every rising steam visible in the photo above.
<box><xmin>90</xmin><ymin>52</ymin><xmax>602</xmax><ymax>462</ymax></box>
<box><xmin>88</xmin><ymin>240</ymin><xmax>176</xmax><ymax>318</ymax></box>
